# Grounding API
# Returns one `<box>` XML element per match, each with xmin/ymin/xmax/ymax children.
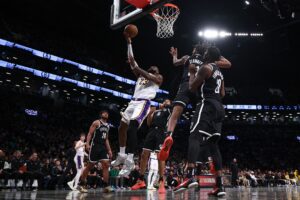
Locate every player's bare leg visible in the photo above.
<box><xmin>158</xmin><ymin>105</ymin><xmax>184</xmax><ymax>161</ymax></box>
<box><xmin>131</xmin><ymin>150</ymin><xmax>150</xmax><ymax>190</ymax></box>
<box><xmin>158</xmin><ymin>160</ymin><xmax>166</xmax><ymax>193</ymax></box>
<box><xmin>140</xmin><ymin>150</ymin><xmax>151</xmax><ymax>175</ymax></box>
<box><xmin>101</xmin><ymin>160</ymin><xmax>114</xmax><ymax>193</ymax></box>
<box><xmin>77</xmin><ymin>162</ymin><xmax>94</xmax><ymax>193</ymax></box>
<box><xmin>167</xmin><ymin>105</ymin><xmax>184</xmax><ymax>133</ymax></box>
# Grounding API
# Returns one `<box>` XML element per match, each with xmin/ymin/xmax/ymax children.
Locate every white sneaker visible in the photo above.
<box><xmin>147</xmin><ymin>186</ymin><xmax>156</xmax><ymax>190</ymax></box>
<box><xmin>119</xmin><ymin>155</ymin><xmax>135</xmax><ymax>177</ymax></box>
<box><xmin>111</xmin><ymin>153</ymin><xmax>127</xmax><ymax>167</ymax></box>
<box><xmin>67</xmin><ymin>181</ymin><xmax>75</xmax><ymax>191</ymax></box>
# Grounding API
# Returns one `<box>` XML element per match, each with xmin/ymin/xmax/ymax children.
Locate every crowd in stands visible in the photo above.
<box><xmin>0</xmin><ymin>89</ymin><xmax>300</xmax><ymax>191</ymax></box>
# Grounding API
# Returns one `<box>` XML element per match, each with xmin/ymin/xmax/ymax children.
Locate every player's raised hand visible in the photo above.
<box><xmin>124</xmin><ymin>32</ymin><xmax>132</xmax><ymax>44</ymax></box>
<box><xmin>169</xmin><ymin>46</ymin><xmax>177</xmax><ymax>57</ymax></box>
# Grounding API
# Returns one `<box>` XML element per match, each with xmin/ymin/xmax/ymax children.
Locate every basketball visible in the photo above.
<box><xmin>124</xmin><ymin>24</ymin><xmax>138</xmax><ymax>38</ymax></box>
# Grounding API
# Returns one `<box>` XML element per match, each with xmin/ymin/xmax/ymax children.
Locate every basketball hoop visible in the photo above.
<box><xmin>151</xmin><ymin>3</ymin><xmax>180</xmax><ymax>39</ymax></box>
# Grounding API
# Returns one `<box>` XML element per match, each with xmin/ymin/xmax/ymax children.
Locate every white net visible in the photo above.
<box><xmin>152</xmin><ymin>4</ymin><xmax>180</xmax><ymax>39</ymax></box>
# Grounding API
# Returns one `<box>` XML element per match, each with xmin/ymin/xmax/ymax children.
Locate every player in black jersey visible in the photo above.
<box><xmin>158</xmin><ymin>44</ymin><xmax>231</xmax><ymax>161</ymax></box>
<box><xmin>78</xmin><ymin>110</ymin><xmax>114</xmax><ymax>193</ymax></box>
<box><xmin>131</xmin><ymin>99</ymin><xmax>171</xmax><ymax>193</ymax></box>
<box><xmin>173</xmin><ymin>47</ymin><xmax>226</xmax><ymax>196</ymax></box>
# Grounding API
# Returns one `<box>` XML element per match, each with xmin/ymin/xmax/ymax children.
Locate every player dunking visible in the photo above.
<box><xmin>131</xmin><ymin>99</ymin><xmax>171</xmax><ymax>193</ymax></box>
<box><xmin>67</xmin><ymin>133</ymin><xmax>87</xmax><ymax>191</ymax></box>
<box><xmin>158</xmin><ymin>44</ymin><xmax>231</xmax><ymax>160</ymax></box>
<box><xmin>78</xmin><ymin>110</ymin><xmax>113</xmax><ymax>193</ymax></box>
<box><xmin>174</xmin><ymin>47</ymin><xmax>226</xmax><ymax>197</ymax></box>
<box><xmin>112</xmin><ymin>34</ymin><xmax>163</xmax><ymax>176</ymax></box>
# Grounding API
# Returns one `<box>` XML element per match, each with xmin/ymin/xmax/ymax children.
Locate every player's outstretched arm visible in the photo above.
<box><xmin>189</xmin><ymin>64</ymin><xmax>212</xmax><ymax>92</ymax></box>
<box><xmin>86</xmin><ymin>120</ymin><xmax>98</xmax><ymax>151</ymax></box>
<box><xmin>170</xmin><ymin>47</ymin><xmax>189</xmax><ymax>66</ymax></box>
<box><xmin>216</xmin><ymin>56</ymin><xmax>231</xmax><ymax>69</ymax></box>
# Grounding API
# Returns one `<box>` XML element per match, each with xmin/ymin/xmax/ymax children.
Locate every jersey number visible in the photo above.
<box><xmin>102</xmin><ymin>132</ymin><xmax>107</xmax><ymax>139</ymax></box>
<box><xmin>215</xmin><ymin>79</ymin><xmax>221</xmax><ymax>94</ymax></box>
<box><xmin>139</xmin><ymin>78</ymin><xmax>149</xmax><ymax>85</ymax></box>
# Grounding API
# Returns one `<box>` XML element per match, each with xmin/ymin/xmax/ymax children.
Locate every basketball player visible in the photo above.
<box><xmin>174</xmin><ymin>47</ymin><xmax>226</xmax><ymax>197</ymax></box>
<box><xmin>67</xmin><ymin>133</ymin><xmax>86</xmax><ymax>191</ymax></box>
<box><xmin>131</xmin><ymin>99</ymin><xmax>171</xmax><ymax>193</ymax></box>
<box><xmin>112</xmin><ymin>34</ymin><xmax>163</xmax><ymax>176</ymax></box>
<box><xmin>147</xmin><ymin>152</ymin><xmax>159</xmax><ymax>190</ymax></box>
<box><xmin>78</xmin><ymin>110</ymin><xmax>113</xmax><ymax>193</ymax></box>
<box><xmin>158</xmin><ymin>45</ymin><xmax>231</xmax><ymax>161</ymax></box>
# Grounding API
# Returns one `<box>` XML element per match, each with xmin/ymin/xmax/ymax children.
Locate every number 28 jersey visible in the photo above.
<box><xmin>198</xmin><ymin>63</ymin><xmax>224</xmax><ymax>102</ymax></box>
<box><xmin>92</xmin><ymin>121</ymin><xmax>110</xmax><ymax>146</ymax></box>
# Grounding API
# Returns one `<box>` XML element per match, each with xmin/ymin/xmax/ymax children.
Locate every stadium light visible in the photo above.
<box><xmin>198</xmin><ymin>29</ymin><xmax>231</xmax><ymax>40</ymax></box>
<box><xmin>245</xmin><ymin>0</ymin><xmax>250</xmax><ymax>5</ymax></box>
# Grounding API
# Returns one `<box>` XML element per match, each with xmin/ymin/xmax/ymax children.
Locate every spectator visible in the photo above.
<box><xmin>109</xmin><ymin>165</ymin><xmax>120</xmax><ymax>189</ymax></box>
<box><xmin>26</xmin><ymin>153</ymin><xmax>43</xmax><ymax>190</ymax></box>
<box><xmin>41</xmin><ymin>159</ymin><xmax>52</xmax><ymax>189</ymax></box>
<box><xmin>230</xmin><ymin>158</ymin><xmax>238</xmax><ymax>187</ymax></box>
<box><xmin>0</xmin><ymin>150</ymin><xmax>9</xmax><ymax>189</ymax></box>
<box><xmin>10</xmin><ymin>150</ymin><xmax>27</xmax><ymax>190</ymax></box>
<box><xmin>50</xmin><ymin>160</ymin><xmax>63</xmax><ymax>190</ymax></box>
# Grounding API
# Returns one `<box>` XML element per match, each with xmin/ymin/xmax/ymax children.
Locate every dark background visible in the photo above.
<box><xmin>1</xmin><ymin>0</ymin><xmax>299</xmax><ymax>103</ymax></box>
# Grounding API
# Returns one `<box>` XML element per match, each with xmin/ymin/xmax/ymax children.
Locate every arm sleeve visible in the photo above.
<box><xmin>128</xmin><ymin>43</ymin><xmax>134</xmax><ymax>58</ymax></box>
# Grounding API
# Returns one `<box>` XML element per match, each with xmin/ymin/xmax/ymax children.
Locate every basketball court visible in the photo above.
<box><xmin>1</xmin><ymin>0</ymin><xmax>300</xmax><ymax>200</ymax></box>
<box><xmin>0</xmin><ymin>187</ymin><xmax>299</xmax><ymax>200</ymax></box>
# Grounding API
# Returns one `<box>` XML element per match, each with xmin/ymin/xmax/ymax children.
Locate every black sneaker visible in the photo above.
<box><xmin>208</xmin><ymin>187</ymin><xmax>226</xmax><ymax>197</ymax></box>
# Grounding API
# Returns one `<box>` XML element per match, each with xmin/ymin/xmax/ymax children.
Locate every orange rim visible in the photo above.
<box><xmin>151</xmin><ymin>3</ymin><xmax>180</xmax><ymax>19</ymax></box>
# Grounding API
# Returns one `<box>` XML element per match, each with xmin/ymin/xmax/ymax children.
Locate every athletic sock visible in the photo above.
<box><xmin>166</xmin><ymin>131</ymin><xmax>172</xmax><ymax>137</ymax></box>
<box><xmin>216</xmin><ymin>176</ymin><xmax>222</xmax><ymax>189</ymax></box>
<box><xmin>120</xmin><ymin>147</ymin><xmax>126</xmax><ymax>155</ymax></box>
<box><xmin>127</xmin><ymin>153</ymin><xmax>134</xmax><ymax>160</ymax></box>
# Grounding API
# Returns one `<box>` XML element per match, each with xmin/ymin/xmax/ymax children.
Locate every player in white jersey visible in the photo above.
<box><xmin>112</xmin><ymin>33</ymin><xmax>163</xmax><ymax>176</ymax></box>
<box><xmin>147</xmin><ymin>152</ymin><xmax>159</xmax><ymax>190</ymax></box>
<box><xmin>67</xmin><ymin>133</ymin><xmax>86</xmax><ymax>191</ymax></box>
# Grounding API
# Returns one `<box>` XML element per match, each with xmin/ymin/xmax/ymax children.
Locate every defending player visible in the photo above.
<box><xmin>112</xmin><ymin>34</ymin><xmax>163</xmax><ymax>176</ymax></box>
<box><xmin>158</xmin><ymin>45</ymin><xmax>231</xmax><ymax>161</ymax></box>
<box><xmin>174</xmin><ymin>47</ymin><xmax>226</xmax><ymax>197</ymax></box>
<box><xmin>131</xmin><ymin>99</ymin><xmax>171</xmax><ymax>193</ymax></box>
<box><xmin>77</xmin><ymin>110</ymin><xmax>113</xmax><ymax>193</ymax></box>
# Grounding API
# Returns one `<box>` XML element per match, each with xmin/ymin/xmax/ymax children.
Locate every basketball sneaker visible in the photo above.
<box><xmin>119</xmin><ymin>154</ymin><xmax>135</xmax><ymax>176</ymax></box>
<box><xmin>173</xmin><ymin>178</ymin><xmax>198</xmax><ymax>193</ymax></box>
<box><xmin>67</xmin><ymin>181</ymin><xmax>76</xmax><ymax>191</ymax></box>
<box><xmin>112</xmin><ymin>153</ymin><xmax>127</xmax><ymax>167</ymax></box>
<box><xmin>77</xmin><ymin>186</ymin><xmax>88</xmax><ymax>193</ymax></box>
<box><xmin>208</xmin><ymin>187</ymin><xmax>226</xmax><ymax>197</ymax></box>
<box><xmin>103</xmin><ymin>186</ymin><xmax>115</xmax><ymax>193</ymax></box>
<box><xmin>131</xmin><ymin>179</ymin><xmax>146</xmax><ymax>190</ymax></box>
<box><xmin>147</xmin><ymin>185</ymin><xmax>157</xmax><ymax>190</ymax></box>
<box><xmin>158</xmin><ymin>134</ymin><xmax>173</xmax><ymax>161</ymax></box>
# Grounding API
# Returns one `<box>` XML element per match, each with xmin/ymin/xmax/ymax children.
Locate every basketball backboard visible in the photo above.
<box><xmin>110</xmin><ymin>0</ymin><xmax>174</xmax><ymax>30</ymax></box>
